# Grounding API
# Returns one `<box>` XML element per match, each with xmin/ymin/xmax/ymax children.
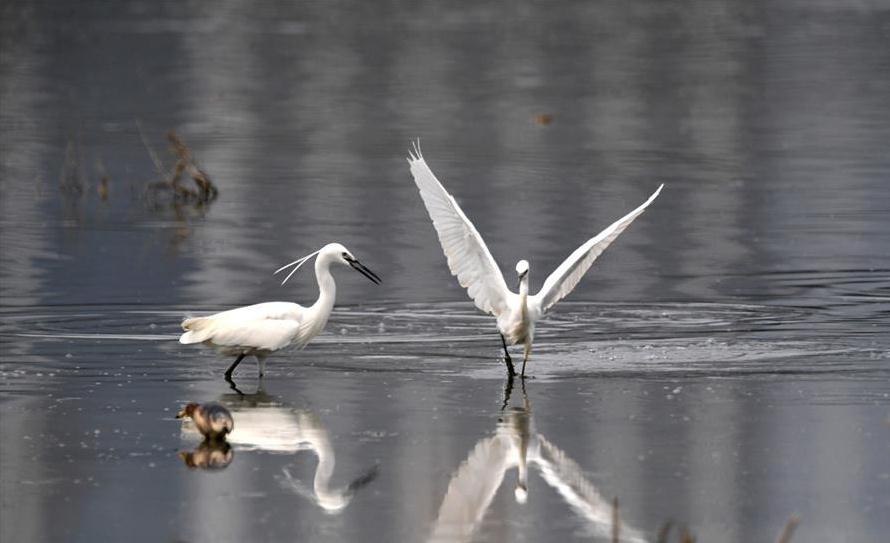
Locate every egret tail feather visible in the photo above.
<box><xmin>180</xmin><ymin>316</ymin><xmax>213</xmax><ymax>344</ymax></box>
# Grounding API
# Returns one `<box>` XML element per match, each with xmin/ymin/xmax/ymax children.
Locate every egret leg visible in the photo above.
<box><xmin>500</xmin><ymin>334</ymin><xmax>516</xmax><ymax>376</ymax></box>
<box><xmin>520</xmin><ymin>343</ymin><xmax>531</xmax><ymax>378</ymax></box>
<box><xmin>224</xmin><ymin>353</ymin><xmax>246</xmax><ymax>379</ymax></box>
<box><xmin>256</xmin><ymin>355</ymin><xmax>266</xmax><ymax>377</ymax></box>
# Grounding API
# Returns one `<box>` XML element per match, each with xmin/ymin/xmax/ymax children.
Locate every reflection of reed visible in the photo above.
<box><xmin>430</xmin><ymin>381</ymin><xmax>647</xmax><ymax>543</ymax></box>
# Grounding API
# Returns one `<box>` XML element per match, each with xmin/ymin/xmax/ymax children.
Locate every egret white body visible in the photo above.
<box><xmin>407</xmin><ymin>142</ymin><xmax>662</xmax><ymax>376</ymax></box>
<box><xmin>178</xmin><ymin>242</ymin><xmax>380</xmax><ymax>379</ymax></box>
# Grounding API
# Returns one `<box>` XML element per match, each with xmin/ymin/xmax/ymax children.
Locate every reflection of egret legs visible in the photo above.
<box><xmin>500</xmin><ymin>334</ymin><xmax>516</xmax><ymax>376</ymax></box>
<box><xmin>226</xmin><ymin>376</ymin><xmax>270</xmax><ymax>398</ymax></box>
<box><xmin>225</xmin><ymin>373</ymin><xmax>245</xmax><ymax>395</ymax></box>
<box><xmin>226</xmin><ymin>365</ymin><xmax>268</xmax><ymax>396</ymax></box>
<box><xmin>501</xmin><ymin>375</ymin><xmax>529</xmax><ymax>412</ymax></box>
<box><xmin>433</xmin><ymin>377</ymin><xmax>648</xmax><ymax>543</ymax></box>
<box><xmin>501</xmin><ymin>375</ymin><xmax>513</xmax><ymax>411</ymax></box>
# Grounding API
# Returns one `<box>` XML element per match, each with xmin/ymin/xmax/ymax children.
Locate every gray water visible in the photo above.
<box><xmin>2</xmin><ymin>1</ymin><xmax>889</xmax><ymax>542</ymax></box>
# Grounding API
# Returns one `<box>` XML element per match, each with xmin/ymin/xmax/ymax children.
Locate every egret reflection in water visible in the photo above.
<box><xmin>430</xmin><ymin>381</ymin><xmax>646</xmax><ymax>543</ymax></box>
<box><xmin>178</xmin><ymin>382</ymin><xmax>378</xmax><ymax>513</ymax></box>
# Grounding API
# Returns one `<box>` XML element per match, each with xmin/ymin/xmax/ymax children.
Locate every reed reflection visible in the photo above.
<box><xmin>430</xmin><ymin>380</ymin><xmax>646</xmax><ymax>543</ymax></box>
<box><xmin>179</xmin><ymin>381</ymin><xmax>377</xmax><ymax>513</ymax></box>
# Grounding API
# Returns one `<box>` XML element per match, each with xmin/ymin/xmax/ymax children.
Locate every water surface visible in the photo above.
<box><xmin>1</xmin><ymin>1</ymin><xmax>889</xmax><ymax>542</ymax></box>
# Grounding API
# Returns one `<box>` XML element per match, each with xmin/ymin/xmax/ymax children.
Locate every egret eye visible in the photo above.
<box><xmin>341</xmin><ymin>252</ymin><xmax>349</xmax><ymax>259</ymax></box>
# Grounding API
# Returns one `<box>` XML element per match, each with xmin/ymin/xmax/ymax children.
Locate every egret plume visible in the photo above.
<box><xmin>274</xmin><ymin>249</ymin><xmax>322</xmax><ymax>285</ymax></box>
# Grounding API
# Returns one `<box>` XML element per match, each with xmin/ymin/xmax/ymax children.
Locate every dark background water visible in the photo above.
<box><xmin>1</xmin><ymin>1</ymin><xmax>889</xmax><ymax>542</ymax></box>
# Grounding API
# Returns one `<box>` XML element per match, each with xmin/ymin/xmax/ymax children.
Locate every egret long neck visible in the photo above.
<box><xmin>312</xmin><ymin>257</ymin><xmax>336</xmax><ymax>315</ymax></box>
<box><xmin>519</xmin><ymin>276</ymin><xmax>529</xmax><ymax>319</ymax></box>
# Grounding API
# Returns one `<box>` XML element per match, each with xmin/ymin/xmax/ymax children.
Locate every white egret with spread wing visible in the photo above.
<box><xmin>178</xmin><ymin>242</ymin><xmax>380</xmax><ymax>380</ymax></box>
<box><xmin>407</xmin><ymin>142</ymin><xmax>662</xmax><ymax>377</ymax></box>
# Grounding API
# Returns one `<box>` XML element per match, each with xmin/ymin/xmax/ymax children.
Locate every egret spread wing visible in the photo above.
<box><xmin>532</xmin><ymin>184</ymin><xmax>663</xmax><ymax>313</ymax></box>
<box><xmin>407</xmin><ymin>142</ymin><xmax>512</xmax><ymax>316</ymax></box>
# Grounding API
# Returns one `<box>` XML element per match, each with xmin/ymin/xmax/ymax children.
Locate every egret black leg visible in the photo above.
<box><xmin>500</xmin><ymin>334</ymin><xmax>516</xmax><ymax>376</ymax></box>
<box><xmin>500</xmin><ymin>334</ymin><xmax>511</xmax><ymax>361</ymax></box>
<box><xmin>520</xmin><ymin>344</ymin><xmax>531</xmax><ymax>379</ymax></box>
<box><xmin>256</xmin><ymin>356</ymin><xmax>266</xmax><ymax>377</ymax></box>
<box><xmin>224</xmin><ymin>353</ymin><xmax>246</xmax><ymax>379</ymax></box>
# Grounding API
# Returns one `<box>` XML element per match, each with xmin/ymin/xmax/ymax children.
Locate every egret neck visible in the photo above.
<box><xmin>518</xmin><ymin>270</ymin><xmax>529</xmax><ymax>323</ymax></box>
<box><xmin>308</xmin><ymin>254</ymin><xmax>337</xmax><ymax>336</ymax></box>
<box><xmin>518</xmin><ymin>269</ymin><xmax>533</xmax><ymax>375</ymax></box>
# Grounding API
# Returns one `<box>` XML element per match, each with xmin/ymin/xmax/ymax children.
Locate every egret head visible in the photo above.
<box><xmin>515</xmin><ymin>260</ymin><xmax>529</xmax><ymax>289</ymax></box>
<box><xmin>276</xmin><ymin>243</ymin><xmax>381</xmax><ymax>285</ymax></box>
<box><xmin>331</xmin><ymin>243</ymin><xmax>382</xmax><ymax>285</ymax></box>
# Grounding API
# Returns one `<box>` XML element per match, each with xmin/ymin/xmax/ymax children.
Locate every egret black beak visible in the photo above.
<box><xmin>516</xmin><ymin>271</ymin><xmax>527</xmax><ymax>290</ymax></box>
<box><xmin>347</xmin><ymin>257</ymin><xmax>381</xmax><ymax>285</ymax></box>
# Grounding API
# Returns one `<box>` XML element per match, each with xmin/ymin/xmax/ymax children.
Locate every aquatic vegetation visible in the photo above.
<box><xmin>141</xmin><ymin>128</ymin><xmax>218</xmax><ymax>210</ymax></box>
<box><xmin>53</xmin><ymin>126</ymin><xmax>218</xmax><ymax>224</ymax></box>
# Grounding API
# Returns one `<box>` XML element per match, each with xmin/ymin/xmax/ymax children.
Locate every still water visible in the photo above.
<box><xmin>1</xmin><ymin>1</ymin><xmax>889</xmax><ymax>541</ymax></box>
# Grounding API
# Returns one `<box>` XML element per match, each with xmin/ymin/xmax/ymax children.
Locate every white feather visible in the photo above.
<box><xmin>407</xmin><ymin>142</ymin><xmax>514</xmax><ymax>317</ymax></box>
<box><xmin>532</xmin><ymin>184</ymin><xmax>663</xmax><ymax>313</ymax></box>
<box><xmin>178</xmin><ymin>242</ymin><xmax>380</xmax><ymax>377</ymax></box>
<box><xmin>406</xmin><ymin>142</ymin><xmax>662</xmax><ymax>375</ymax></box>
<box><xmin>429</xmin><ymin>407</ymin><xmax>648</xmax><ymax>543</ymax></box>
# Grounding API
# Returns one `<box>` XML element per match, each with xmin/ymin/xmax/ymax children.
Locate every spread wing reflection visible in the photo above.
<box><xmin>430</xmin><ymin>382</ymin><xmax>646</xmax><ymax>543</ymax></box>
